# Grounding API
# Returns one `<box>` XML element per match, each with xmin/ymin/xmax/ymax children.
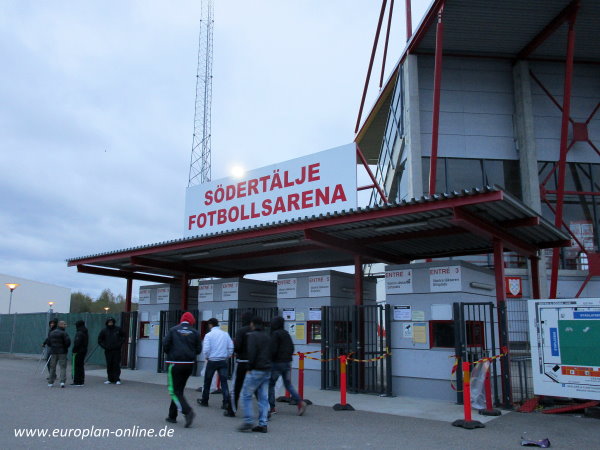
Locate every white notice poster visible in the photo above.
<box><xmin>282</xmin><ymin>308</ymin><xmax>296</xmax><ymax>321</ymax></box>
<box><xmin>393</xmin><ymin>305</ymin><xmax>412</xmax><ymax>321</ymax></box>
<box><xmin>198</xmin><ymin>284</ymin><xmax>214</xmax><ymax>302</ymax></box>
<box><xmin>139</xmin><ymin>289</ymin><xmax>151</xmax><ymax>305</ymax></box>
<box><xmin>277</xmin><ymin>278</ymin><xmax>297</xmax><ymax>299</ymax></box>
<box><xmin>385</xmin><ymin>270</ymin><xmax>413</xmax><ymax>294</ymax></box>
<box><xmin>308</xmin><ymin>275</ymin><xmax>331</xmax><ymax>297</ymax></box>
<box><xmin>309</xmin><ymin>307</ymin><xmax>322</xmax><ymax>321</ymax></box>
<box><xmin>429</xmin><ymin>266</ymin><xmax>462</xmax><ymax>292</ymax></box>
<box><xmin>222</xmin><ymin>282</ymin><xmax>239</xmax><ymax>301</ymax></box>
<box><xmin>157</xmin><ymin>287</ymin><xmax>170</xmax><ymax>304</ymax></box>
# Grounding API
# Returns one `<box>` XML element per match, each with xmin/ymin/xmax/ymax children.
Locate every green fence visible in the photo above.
<box><xmin>0</xmin><ymin>312</ymin><xmax>118</xmax><ymax>366</ymax></box>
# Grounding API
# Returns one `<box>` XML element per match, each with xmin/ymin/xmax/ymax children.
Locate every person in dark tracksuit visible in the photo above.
<box><xmin>72</xmin><ymin>320</ymin><xmax>88</xmax><ymax>386</ymax></box>
<box><xmin>163</xmin><ymin>312</ymin><xmax>201</xmax><ymax>428</ymax></box>
<box><xmin>232</xmin><ymin>311</ymin><xmax>254</xmax><ymax>413</ymax></box>
<box><xmin>47</xmin><ymin>321</ymin><xmax>71</xmax><ymax>388</ymax></box>
<box><xmin>238</xmin><ymin>316</ymin><xmax>271</xmax><ymax>433</ymax></box>
<box><xmin>98</xmin><ymin>317</ymin><xmax>125</xmax><ymax>384</ymax></box>
<box><xmin>269</xmin><ymin>316</ymin><xmax>307</xmax><ymax>415</ymax></box>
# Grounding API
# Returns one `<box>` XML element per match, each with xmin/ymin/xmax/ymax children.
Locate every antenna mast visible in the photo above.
<box><xmin>188</xmin><ymin>0</ymin><xmax>214</xmax><ymax>186</ymax></box>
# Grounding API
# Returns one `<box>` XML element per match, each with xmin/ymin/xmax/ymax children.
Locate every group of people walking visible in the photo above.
<box><xmin>163</xmin><ymin>311</ymin><xmax>307</xmax><ymax>432</ymax></box>
<box><xmin>43</xmin><ymin>317</ymin><xmax>125</xmax><ymax>387</ymax></box>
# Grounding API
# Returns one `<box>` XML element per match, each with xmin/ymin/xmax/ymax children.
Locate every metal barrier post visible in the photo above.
<box><xmin>333</xmin><ymin>355</ymin><xmax>354</xmax><ymax>411</ymax></box>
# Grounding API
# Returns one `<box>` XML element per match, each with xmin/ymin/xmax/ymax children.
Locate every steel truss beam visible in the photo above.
<box><xmin>77</xmin><ymin>264</ymin><xmax>180</xmax><ymax>284</ymax></box>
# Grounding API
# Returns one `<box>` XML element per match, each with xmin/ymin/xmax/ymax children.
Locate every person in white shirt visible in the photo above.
<box><xmin>197</xmin><ymin>318</ymin><xmax>234</xmax><ymax>414</ymax></box>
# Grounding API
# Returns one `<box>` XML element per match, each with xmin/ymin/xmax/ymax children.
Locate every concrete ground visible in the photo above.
<box><xmin>1</xmin><ymin>354</ymin><xmax>599</xmax><ymax>449</ymax></box>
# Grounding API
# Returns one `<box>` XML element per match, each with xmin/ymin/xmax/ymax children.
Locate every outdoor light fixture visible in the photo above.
<box><xmin>104</xmin><ymin>307</ymin><xmax>110</xmax><ymax>312</ymax></box>
<box><xmin>48</xmin><ymin>301</ymin><xmax>55</xmax><ymax>313</ymax></box>
<box><xmin>4</xmin><ymin>283</ymin><xmax>20</xmax><ymax>314</ymax></box>
<box><xmin>263</xmin><ymin>239</ymin><xmax>301</xmax><ymax>247</ymax></box>
<box><xmin>469</xmin><ymin>282</ymin><xmax>494</xmax><ymax>291</ymax></box>
<box><xmin>375</xmin><ymin>221</ymin><xmax>429</xmax><ymax>232</ymax></box>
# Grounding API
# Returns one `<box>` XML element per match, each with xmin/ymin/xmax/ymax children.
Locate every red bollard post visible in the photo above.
<box><xmin>298</xmin><ymin>352</ymin><xmax>305</xmax><ymax>399</ymax></box>
<box><xmin>463</xmin><ymin>362</ymin><xmax>473</xmax><ymax>422</ymax></box>
<box><xmin>452</xmin><ymin>361</ymin><xmax>484</xmax><ymax>429</ymax></box>
<box><xmin>333</xmin><ymin>355</ymin><xmax>354</xmax><ymax>411</ymax></box>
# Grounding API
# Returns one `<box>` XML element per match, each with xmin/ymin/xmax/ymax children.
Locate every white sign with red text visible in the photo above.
<box><xmin>385</xmin><ymin>269</ymin><xmax>413</xmax><ymax>294</ymax></box>
<box><xmin>139</xmin><ymin>289</ymin><xmax>151</xmax><ymax>305</ymax></box>
<box><xmin>429</xmin><ymin>266</ymin><xmax>462</xmax><ymax>292</ymax></box>
<box><xmin>277</xmin><ymin>278</ymin><xmax>297</xmax><ymax>299</ymax></box>
<box><xmin>198</xmin><ymin>284</ymin><xmax>214</xmax><ymax>302</ymax></box>
<box><xmin>309</xmin><ymin>275</ymin><xmax>331</xmax><ymax>297</ymax></box>
<box><xmin>184</xmin><ymin>144</ymin><xmax>357</xmax><ymax>237</ymax></box>
<box><xmin>157</xmin><ymin>287</ymin><xmax>170</xmax><ymax>304</ymax></box>
<box><xmin>221</xmin><ymin>282</ymin><xmax>239</xmax><ymax>301</ymax></box>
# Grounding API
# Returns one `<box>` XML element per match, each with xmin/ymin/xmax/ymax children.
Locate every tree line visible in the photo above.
<box><xmin>69</xmin><ymin>289</ymin><xmax>138</xmax><ymax>313</ymax></box>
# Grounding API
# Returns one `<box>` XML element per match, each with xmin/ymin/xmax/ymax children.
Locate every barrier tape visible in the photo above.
<box><xmin>292</xmin><ymin>350</ymin><xmax>322</xmax><ymax>356</ymax></box>
<box><xmin>295</xmin><ymin>350</ymin><xmax>387</xmax><ymax>363</ymax></box>
<box><xmin>472</xmin><ymin>347</ymin><xmax>509</xmax><ymax>366</ymax></box>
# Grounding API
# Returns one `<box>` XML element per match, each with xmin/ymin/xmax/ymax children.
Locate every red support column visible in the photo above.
<box><xmin>529</xmin><ymin>255</ymin><xmax>541</xmax><ymax>299</ymax></box>
<box><xmin>428</xmin><ymin>5</ymin><xmax>444</xmax><ymax>195</ymax></box>
<box><xmin>181</xmin><ymin>274</ymin><xmax>189</xmax><ymax>310</ymax></box>
<box><xmin>405</xmin><ymin>0</ymin><xmax>412</xmax><ymax>41</ymax></box>
<box><xmin>125</xmin><ymin>278</ymin><xmax>132</xmax><ymax>312</ymax></box>
<box><xmin>550</xmin><ymin>16</ymin><xmax>577</xmax><ymax>299</ymax></box>
<box><xmin>493</xmin><ymin>239</ymin><xmax>512</xmax><ymax>408</ymax></box>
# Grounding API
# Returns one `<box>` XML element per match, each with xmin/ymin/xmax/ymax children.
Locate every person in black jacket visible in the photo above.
<box><xmin>268</xmin><ymin>316</ymin><xmax>307</xmax><ymax>415</ymax></box>
<box><xmin>238</xmin><ymin>316</ymin><xmax>271</xmax><ymax>433</ymax></box>
<box><xmin>47</xmin><ymin>321</ymin><xmax>71</xmax><ymax>388</ymax></box>
<box><xmin>163</xmin><ymin>312</ymin><xmax>201</xmax><ymax>428</ymax></box>
<box><xmin>98</xmin><ymin>317</ymin><xmax>125</xmax><ymax>384</ymax></box>
<box><xmin>232</xmin><ymin>311</ymin><xmax>254</xmax><ymax>413</ymax></box>
<box><xmin>72</xmin><ymin>320</ymin><xmax>88</xmax><ymax>386</ymax></box>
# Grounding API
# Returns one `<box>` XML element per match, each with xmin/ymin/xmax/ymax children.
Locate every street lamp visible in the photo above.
<box><xmin>48</xmin><ymin>301</ymin><xmax>55</xmax><ymax>313</ymax></box>
<box><xmin>104</xmin><ymin>307</ymin><xmax>110</xmax><ymax>313</ymax></box>
<box><xmin>5</xmin><ymin>283</ymin><xmax>20</xmax><ymax>314</ymax></box>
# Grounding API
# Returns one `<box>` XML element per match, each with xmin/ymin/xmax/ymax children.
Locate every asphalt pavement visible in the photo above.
<box><xmin>1</xmin><ymin>355</ymin><xmax>599</xmax><ymax>449</ymax></box>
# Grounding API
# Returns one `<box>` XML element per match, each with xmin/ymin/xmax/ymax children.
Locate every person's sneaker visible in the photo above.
<box><xmin>184</xmin><ymin>410</ymin><xmax>195</xmax><ymax>428</ymax></box>
<box><xmin>104</xmin><ymin>380</ymin><xmax>112</xmax><ymax>384</ymax></box>
<box><xmin>197</xmin><ymin>400</ymin><xmax>208</xmax><ymax>407</ymax></box>
<box><xmin>297</xmin><ymin>401</ymin><xmax>307</xmax><ymax>416</ymax></box>
<box><xmin>115</xmin><ymin>381</ymin><xmax>122</xmax><ymax>385</ymax></box>
<box><xmin>60</xmin><ymin>383</ymin><xmax>65</xmax><ymax>388</ymax></box>
<box><xmin>238</xmin><ymin>423</ymin><xmax>253</xmax><ymax>432</ymax></box>
<box><xmin>223</xmin><ymin>410</ymin><xmax>236</xmax><ymax>417</ymax></box>
<box><xmin>47</xmin><ymin>383</ymin><xmax>53</xmax><ymax>387</ymax></box>
<box><xmin>269</xmin><ymin>407</ymin><xmax>277</xmax><ymax>414</ymax></box>
<box><xmin>165</xmin><ymin>417</ymin><xmax>177</xmax><ymax>424</ymax></box>
<box><xmin>252</xmin><ymin>425</ymin><xmax>268</xmax><ymax>433</ymax></box>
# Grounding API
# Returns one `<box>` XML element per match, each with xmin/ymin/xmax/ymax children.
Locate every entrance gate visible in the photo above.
<box><xmin>453</xmin><ymin>302</ymin><xmax>507</xmax><ymax>406</ymax></box>
<box><xmin>157</xmin><ymin>309</ymin><xmax>200</xmax><ymax>374</ymax></box>
<box><xmin>120</xmin><ymin>311</ymin><xmax>138</xmax><ymax>370</ymax></box>
<box><xmin>321</xmin><ymin>304</ymin><xmax>392</xmax><ymax>396</ymax></box>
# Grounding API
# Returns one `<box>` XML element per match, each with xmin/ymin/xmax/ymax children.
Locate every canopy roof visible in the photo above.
<box><xmin>67</xmin><ymin>187</ymin><xmax>570</xmax><ymax>283</ymax></box>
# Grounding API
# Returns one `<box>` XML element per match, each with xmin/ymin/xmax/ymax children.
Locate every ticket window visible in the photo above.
<box><xmin>429</xmin><ymin>320</ymin><xmax>484</xmax><ymax>348</ymax></box>
<box><xmin>307</xmin><ymin>321</ymin><xmax>322</xmax><ymax>344</ymax></box>
<box><xmin>139</xmin><ymin>321</ymin><xmax>150</xmax><ymax>339</ymax></box>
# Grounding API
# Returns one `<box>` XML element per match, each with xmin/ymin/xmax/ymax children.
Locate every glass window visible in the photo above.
<box><xmin>422</xmin><ymin>157</ymin><xmax>447</xmax><ymax>194</ymax></box>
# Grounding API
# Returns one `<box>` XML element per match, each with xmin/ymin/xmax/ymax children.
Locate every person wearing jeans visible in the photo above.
<box><xmin>198</xmin><ymin>318</ymin><xmax>234</xmax><ymax>413</ymax></box>
<box><xmin>268</xmin><ymin>316</ymin><xmax>307</xmax><ymax>415</ymax></box>
<box><xmin>239</xmin><ymin>316</ymin><xmax>272</xmax><ymax>433</ymax></box>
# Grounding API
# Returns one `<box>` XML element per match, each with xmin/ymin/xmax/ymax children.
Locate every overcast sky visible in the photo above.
<box><xmin>0</xmin><ymin>0</ymin><xmax>430</xmax><ymax>302</ymax></box>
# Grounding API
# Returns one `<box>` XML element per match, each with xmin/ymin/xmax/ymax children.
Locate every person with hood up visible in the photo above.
<box><xmin>268</xmin><ymin>316</ymin><xmax>307</xmax><ymax>416</ymax></box>
<box><xmin>238</xmin><ymin>316</ymin><xmax>271</xmax><ymax>433</ymax></box>
<box><xmin>72</xmin><ymin>320</ymin><xmax>88</xmax><ymax>386</ymax></box>
<box><xmin>163</xmin><ymin>312</ymin><xmax>201</xmax><ymax>428</ymax></box>
<box><xmin>98</xmin><ymin>317</ymin><xmax>125</xmax><ymax>384</ymax></box>
<box><xmin>42</xmin><ymin>318</ymin><xmax>58</xmax><ymax>348</ymax></box>
<box><xmin>47</xmin><ymin>320</ymin><xmax>71</xmax><ymax>388</ymax></box>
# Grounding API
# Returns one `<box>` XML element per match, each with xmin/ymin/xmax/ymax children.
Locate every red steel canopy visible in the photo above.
<box><xmin>67</xmin><ymin>187</ymin><xmax>569</xmax><ymax>284</ymax></box>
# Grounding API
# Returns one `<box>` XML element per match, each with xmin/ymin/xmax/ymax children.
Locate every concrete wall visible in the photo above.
<box><xmin>277</xmin><ymin>270</ymin><xmax>377</xmax><ymax>389</ymax></box>
<box><xmin>0</xmin><ymin>273</ymin><xmax>70</xmax><ymax>314</ymax></box>
<box><xmin>385</xmin><ymin>261</ymin><xmax>497</xmax><ymax>401</ymax></box>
